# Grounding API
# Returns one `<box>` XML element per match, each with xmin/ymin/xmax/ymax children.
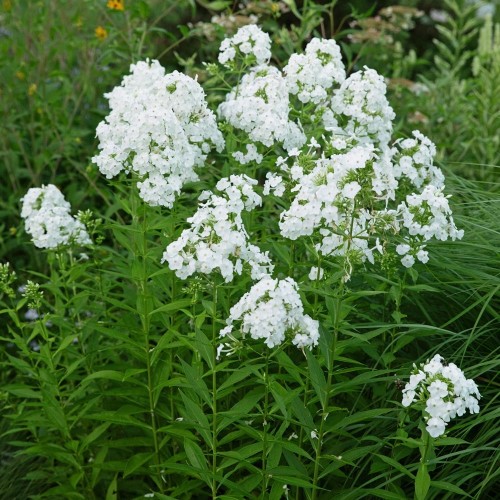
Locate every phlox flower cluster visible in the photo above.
<box><xmin>277</xmin><ymin>130</ymin><xmax>462</xmax><ymax>276</ymax></box>
<box><xmin>325</xmin><ymin>67</ymin><xmax>396</xmax><ymax>148</ymax></box>
<box><xmin>401</xmin><ymin>354</ymin><xmax>481</xmax><ymax>438</ymax></box>
<box><xmin>162</xmin><ymin>175</ymin><xmax>273</xmax><ymax>283</ymax></box>
<box><xmin>218</xmin><ymin>24</ymin><xmax>271</xmax><ymax>66</ymax></box>
<box><xmin>219</xmin><ymin>276</ymin><xmax>319</xmax><ymax>350</ymax></box>
<box><xmin>395</xmin><ymin>185</ymin><xmax>464</xmax><ymax>267</ymax></box>
<box><xmin>279</xmin><ymin>145</ymin><xmax>385</xmax><ymax>276</ymax></box>
<box><xmin>93</xmin><ymin>60</ymin><xmax>224</xmax><ymax>207</ymax></box>
<box><xmin>21</xmin><ymin>185</ymin><xmax>91</xmax><ymax>249</ymax></box>
<box><xmin>232</xmin><ymin>143</ymin><xmax>263</xmax><ymax>165</ymax></box>
<box><xmin>215</xmin><ymin>26</ymin><xmax>463</xmax><ymax>277</ymax></box>
<box><xmin>392</xmin><ymin>131</ymin><xmax>445</xmax><ymax>190</ymax></box>
<box><xmin>284</xmin><ymin>38</ymin><xmax>346</xmax><ymax>104</ymax></box>
<box><xmin>218</xmin><ymin>65</ymin><xmax>306</xmax><ymax>152</ymax></box>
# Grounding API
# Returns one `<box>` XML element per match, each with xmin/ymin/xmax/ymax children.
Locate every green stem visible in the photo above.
<box><xmin>311</xmin><ymin>279</ymin><xmax>345</xmax><ymax>499</ymax></box>
<box><xmin>134</xmin><ymin>201</ymin><xmax>164</xmax><ymax>493</ymax></box>
<box><xmin>261</xmin><ymin>351</ymin><xmax>270</xmax><ymax>498</ymax></box>
<box><xmin>211</xmin><ymin>282</ymin><xmax>219</xmax><ymax>499</ymax></box>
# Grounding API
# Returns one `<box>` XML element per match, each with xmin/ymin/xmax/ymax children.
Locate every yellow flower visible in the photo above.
<box><xmin>3</xmin><ymin>0</ymin><xmax>12</xmax><ymax>12</ymax></box>
<box><xmin>95</xmin><ymin>26</ymin><xmax>108</xmax><ymax>41</ymax></box>
<box><xmin>28</xmin><ymin>83</ymin><xmax>37</xmax><ymax>96</ymax></box>
<box><xmin>107</xmin><ymin>0</ymin><xmax>124</xmax><ymax>11</ymax></box>
<box><xmin>15</xmin><ymin>70</ymin><xmax>25</xmax><ymax>80</ymax></box>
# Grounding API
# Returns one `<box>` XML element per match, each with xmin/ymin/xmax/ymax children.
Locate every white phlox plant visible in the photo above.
<box><xmin>218</xmin><ymin>24</ymin><xmax>271</xmax><ymax>66</ymax></box>
<box><xmin>232</xmin><ymin>143</ymin><xmax>263</xmax><ymax>165</ymax></box>
<box><xmin>284</xmin><ymin>37</ymin><xmax>346</xmax><ymax>104</ymax></box>
<box><xmin>392</xmin><ymin>130</ymin><xmax>445</xmax><ymax>189</ymax></box>
<box><xmin>219</xmin><ymin>275</ymin><xmax>319</xmax><ymax>351</ymax></box>
<box><xmin>395</xmin><ymin>185</ymin><xmax>464</xmax><ymax>267</ymax></box>
<box><xmin>92</xmin><ymin>60</ymin><xmax>224</xmax><ymax>207</ymax></box>
<box><xmin>279</xmin><ymin>144</ymin><xmax>391</xmax><ymax>278</ymax></box>
<box><xmin>324</xmin><ymin>67</ymin><xmax>396</xmax><ymax>149</ymax></box>
<box><xmin>161</xmin><ymin>174</ymin><xmax>273</xmax><ymax>283</ymax></box>
<box><xmin>21</xmin><ymin>185</ymin><xmax>91</xmax><ymax>249</ymax></box>
<box><xmin>401</xmin><ymin>354</ymin><xmax>481</xmax><ymax>438</ymax></box>
<box><xmin>218</xmin><ymin>64</ymin><xmax>306</xmax><ymax>152</ymax></box>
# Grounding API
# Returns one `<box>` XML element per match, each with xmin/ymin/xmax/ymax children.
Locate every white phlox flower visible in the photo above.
<box><xmin>279</xmin><ymin>145</ymin><xmax>383</xmax><ymax>277</ymax></box>
<box><xmin>93</xmin><ymin>60</ymin><xmax>224</xmax><ymax>207</ymax></box>
<box><xmin>284</xmin><ymin>38</ymin><xmax>346</xmax><ymax>104</ymax></box>
<box><xmin>161</xmin><ymin>175</ymin><xmax>273</xmax><ymax>283</ymax></box>
<box><xmin>392</xmin><ymin>131</ymin><xmax>445</xmax><ymax>190</ymax></box>
<box><xmin>401</xmin><ymin>354</ymin><xmax>481</xmax><ymax>438</ymax></box>
<box><xmin>308</xmin><ymin>266</ymin><xmax>324</xmax><ymax>281</ymax></box>
<box><xmin>219</xmin><ymin>276</ymin><xmax>319</xmax><ymax>351</ymax></box>
<box><xmin>21</xmin><ymin>185</ymin><xmax>91</xmax><ymax>249</ymax></box>
<box><xmin>392</xmin><ymin>185</ymin><xmax>464</xmax><ymax>268</ymax></box>
<box><xmin>325</xmin><ymin>67</ymin><xmax>395</xmax><ymax>149</ymax></box>
<box><xmin>218</xmin><ymin>24</ymin><xmax>271</xmax><ymax>66</ymax></box>
<box><xmin>218</xmin><ymin>65</ymin><xmax>306</xmax><ymax>152</ymax></box>
<box><xmin>232</xmin><ymin>143</ymin><xmax>263</xmax><ymax>165</ymax></box>
<box><xmin>263</xmin><ymin>172</ymin><xmax>285</xmax><ymax>197</ymax></box>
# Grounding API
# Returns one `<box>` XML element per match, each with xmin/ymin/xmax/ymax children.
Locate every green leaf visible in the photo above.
<box><xmin>54</xmin><ymin>334</ymin><xmax>79</xmax><ymax>355</ymax></box>
<box><xmin>431</xmin><ymin>480</ymin><xmax>469</xmax><ymax>496</ymax></box>
<box><xmin>415</xmin><ymin>464</ymin><xmax>431</xmax><ymax>500</ymax></box>
<box><xmin>184</xmin><ymin>438</ymin><xmax>209</xmax><ymax>472</ymax></box>
<box><xmin>45</xmin><ymin>405</ymin><xmax>69</xmax><ymax>438</ymax></box>
<box><xmin>433</xmin><ymin>437</ymin><xmax>470</xmax><ymax>446</ymax></box>
<box><xmin>198</xmin><ymin>0</ymin><xmax>231</xmax><ymax>11</ymax></box>
<box><xmin>180</xmin><ymin>359</ymin><xmax>211</xmax><ymax>408</ymax></box>
<box><xmin>282</xmin><ymin>0</ymin><xmax>301</xmax><ymax>19</ymax></box>
<box><xmin>291</xmin><ymin>396</ymin><xmax>315</xmax><ymax>434</ymax></box>
<box><xmin>3</xmin><ymin>385</ymin><xmax>41</xmax><ymax>399</ymax></box>
<box><xmin>306</xmin><ymin>349</ymin><xmax>327</xmax><ymax>408</ymax></box>
<box><xmin>80</xmin><ymin>422</ymin><xmax>112</xmax><ymax>452</ymax></box>
<box><xmin>374</xmin><ymin>454</ymin><xmax>414</xmax><ymax>479</ymax></box>
<box><xmin>217</xmin><ymin>389</ymin><xmax>263</xmax><ymax>433</ymax></box>
<box><xmin>123</xmin><ymin>452</ymin><xmax>153</xmax><ymax>478</ymax></box>
<box><xmin>105</xmin><ymin>474</ymin><xmax>118</xmax><ymax>500</ymax></box>
<box><xmin>332</xmin><ymin>409</ymin><xmax>392</xmax><ymax>429</ymax></box>
<box><xmin>150</xmin><ymin>298</ymin><xmax>192</xmax><ymax>317</ymax></box>
<box><xmin>179</xmin><ymin>391</ymin><xmax>212</xmax><ymax>447</ymax></box>
<box><xmin>195</xmin><ymin>327</ymin><xmax>213</xmax><ymax>369</ymax></box>
<box><xmin>86</xmin><ymin>409</ymin><xmax>150</xmax><ymax>430</ymax></box>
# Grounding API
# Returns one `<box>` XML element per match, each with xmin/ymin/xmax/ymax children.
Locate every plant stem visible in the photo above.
<box><xmin>134</xmin><ymin>199</ymin><xmax>164</xmax><ymax>493</ymax></box>
<box><xmin>261</xmin><ymin>351</ymin><xmax>270</xmax><ymax>498</ymax></box>
<box><xmin>211</xmin><ymin>281</ymin><xmax>219</xmax><ymax>499</ymax></box>
<box><xmin>311</xmin><ymin>279</ymin><xmax>345</xmax><ymax>500</ymax></box>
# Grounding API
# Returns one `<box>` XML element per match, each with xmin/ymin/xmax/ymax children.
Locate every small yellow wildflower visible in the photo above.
<box><xmin>107</xmin><ymin>0</ymin><xmax>124</xmax><ymax>11</ymax></box>
<box><xmin>95</xmin><ymin>26</ymin><xmax>108</xmax><ymax>40</ymax></box>
<box><xmin>3</xmin><ymin>0</ymin><xmax>12</xmax><ymax>12</ymax></box>
<box><xmin>9</xmin><ymin>227</ymin><xmax>17</xmax><ymax>236</ymax></box>
<box><xmin>15</xmin><ymin>71</ymin><xmax>25</xmax><ymax>80</ymax></box>
<box><xmin>28</xmin><ymin>83</ymin><xmax>37</xmax><ymax>96</ymax></box>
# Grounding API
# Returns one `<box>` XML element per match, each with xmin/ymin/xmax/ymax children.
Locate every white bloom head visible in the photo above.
<box><xmin>93</xmin><ymin>60</ymin><xmax>224</xmax><ymax>207</ymax></box>
<box><xmin>218</xmin><ymin>65</ymin><xmax>305</xmax><ymax>152</ymax></box>
<box><xmin>401</xmin><ymin>354</ymin><xmax>481</xmax><ymax>438</ymax></box>
<box><xmin>284</xmin><ymin>38</ymin><xmax>345</xmax><ymax>104</ymax></box>
<box><xmin>21</xmin><ymin>185</ymin><xmax>91</xmax><ymax>249</ymax></box>
<box><xmin>219</xmin><ymin>276</ymin><xmax>319</xmax><ymax>352</ymax></box>
<box><xmin>218</xmin><ymin>25</ymin><xmax>271</xmax><ymax>67</ymax></box>
<box><xmin>327</xmin><ymin>67</ymin><xmax>395</xmax><ymax>148</ymax></box>
<box><xmin>162</xmin><ymin>175</ymin><xmax>273</xmax><ymax>283</ymax></box>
